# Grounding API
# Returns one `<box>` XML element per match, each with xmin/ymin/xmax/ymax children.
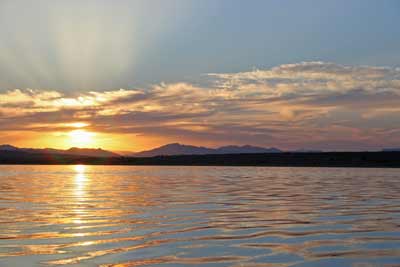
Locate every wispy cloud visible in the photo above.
<box><xmin>1</xmin><ymin>62</ymin><xmax>400</xmax><ymax>150</ymax></box>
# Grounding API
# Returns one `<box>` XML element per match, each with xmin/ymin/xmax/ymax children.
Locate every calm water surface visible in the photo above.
<box><xmin>0</xmin><ymin>165</ymin><xmax>399</xmax><ymax>267</ymax></box>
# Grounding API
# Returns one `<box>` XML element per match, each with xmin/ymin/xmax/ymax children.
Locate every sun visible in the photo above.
<box><xmin>68</xmin><ymin>129</ymin><xmax>95</xmax><ymax>147</ymax></box>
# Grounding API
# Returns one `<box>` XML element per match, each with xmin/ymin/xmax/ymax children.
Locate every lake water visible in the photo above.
<box><xmin>0</xmin><ymin>165</ymin><xmax>399</xmax><ymax>267</ymax></box>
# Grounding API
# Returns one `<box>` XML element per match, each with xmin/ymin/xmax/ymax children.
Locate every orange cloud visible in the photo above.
<box><xmin>1</xmin><ymin>62</ymin><xmax>399</xmax><ymax>151</ymax></box>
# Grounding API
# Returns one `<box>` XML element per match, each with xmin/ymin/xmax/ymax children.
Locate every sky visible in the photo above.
<box><xmin>0</xmin><ymin>0</ymin><xmax>400</xmax><ymax>151</ymax></box>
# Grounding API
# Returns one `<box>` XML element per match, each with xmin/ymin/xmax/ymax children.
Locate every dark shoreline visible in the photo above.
<box><xmin>1</xmin><ymin>151</ymin><xmax>399</xmax><ymax>168</ymax></box>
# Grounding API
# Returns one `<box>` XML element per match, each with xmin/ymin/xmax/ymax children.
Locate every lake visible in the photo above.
<box><xmin>0</xmin><ymin>165</ymin><xmax>399</xmax><ymax>267</ymax></box>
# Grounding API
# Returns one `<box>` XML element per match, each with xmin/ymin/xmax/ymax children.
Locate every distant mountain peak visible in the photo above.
<box><xmin>0</xmin><ymin>144</ymin><xmax>19</xmax><ymax>151</ymax></box>
<box><xmin>166</xmin><ymin>142</ymin><xmax>181</xmax><ymax>146</ymax></box>
<box><xmin>132</xmin><ymin>143</ymin><xmax>214</xmax><ymax>157</ymax></box>
<box><xmin>161</xmin><ymin>143</ymin><xmax>184</xmax><ymax>148</ymax></box>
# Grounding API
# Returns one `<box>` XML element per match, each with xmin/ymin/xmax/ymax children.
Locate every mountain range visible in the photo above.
<box><xmin>0</xmin><ymin>143</ymin><xmax>283</xmax><ymax>158</ymax></box>
<box><xmin>130</xmin><ymin>143</ymin><xmax>282</xmax><ymax>157</ymax></box>
<box><xmin>0</xmin><ymin>145</ymin><xmax>120</xmax><ymax>158</ymax></box>
<box><xmin>3</xmin><ymin>143</ymin><xmax>397</xmax><ymax>158</ymax></box>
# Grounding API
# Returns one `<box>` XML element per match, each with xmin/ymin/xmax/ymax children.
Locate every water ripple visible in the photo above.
<box><xmin>0</xmin><ymin>165</ymin><xmax>399</xmax><ymax>266</ymax></box>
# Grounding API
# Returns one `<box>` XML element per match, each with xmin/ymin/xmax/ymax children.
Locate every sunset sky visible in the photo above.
<box><xmin>1</xmin><ymin>0</ymin><xmax>400</xmax><ymax>151</ymax></box>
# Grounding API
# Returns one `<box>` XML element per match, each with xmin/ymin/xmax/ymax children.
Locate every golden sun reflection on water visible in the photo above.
<box><xmin>74</xmin><ymin>165</ymin><xmax>87</xmax><ymax>195</ymax></box>
<box><xmin>72</xmin><ymin>165</ymin><xmax>89</xmax><ymax>225</ymax></box>
<box><xmin>74</xmin><ymin>164</ymin><xmax>86</xmax><ymax>173</ymax></box>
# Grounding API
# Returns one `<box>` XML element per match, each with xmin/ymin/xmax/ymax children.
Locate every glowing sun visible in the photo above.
<box><xmin>68</xmin><ymin>129</ymin><xmax>95</xmax><ymax>147</ymax></box>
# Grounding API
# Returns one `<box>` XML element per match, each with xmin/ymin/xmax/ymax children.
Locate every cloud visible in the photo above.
<box><xmin>1</xmin><ymin>62</ymin><xmax>400</xmax><ymax>150</ymax></box>
<box><xmin>210</xmin><ymin>61</ymin><xmax>400</xmax><ymax>98</ymax></box>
